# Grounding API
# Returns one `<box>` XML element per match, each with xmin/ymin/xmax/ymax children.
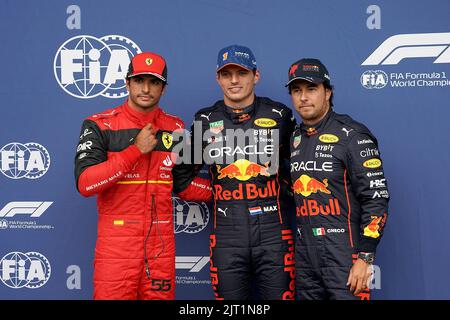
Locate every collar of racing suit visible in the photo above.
<box><xmin>122</xmin><ymin>100</ymin><xmax>162</xmax><ymax>129</ymax></box>
<box><xmin>222</xmin><ymin>98</ymin><xmax>256</xmax><ymax>124</ymax></box>
<box><xmin>300</xmin><ymin>109</ymin><xmax>334</xmax><ymax>136</ymax></box>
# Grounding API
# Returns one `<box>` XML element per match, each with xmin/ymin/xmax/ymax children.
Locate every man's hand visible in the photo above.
<box><xmin>134</xmin><ymin>123</ymin><xmax>158</xmax><ymax>154</ymax></box>
<box><xmin>347</xmin><ymin>259</ymin><xmax>372</xmax><ymax>295</ymax></box>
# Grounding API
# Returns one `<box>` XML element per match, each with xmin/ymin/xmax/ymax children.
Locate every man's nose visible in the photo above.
<box><xmin>230</xmin><ymin>73</ymin><xmax>239</xmax><ymax>83</ymax></box>
<box><xmin>300</xmin><ymin>91</ymin><xmax>308</xmax><ymax>101</ymax></box>
<box><xmin>142</xmin><ymin>81</ymin><xmax>150</xmax><ymax>92</ymax></box>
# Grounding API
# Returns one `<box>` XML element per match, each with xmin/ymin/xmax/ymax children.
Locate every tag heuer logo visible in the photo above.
<box><xmin>209</xmin><ymin>120</ymin><xmax>224</xmax><ymax>134</ymax></box>
<box><xmin>293</xmin><ymin>135</ymin><xmax>301</xmax><ymax>148</ymax></box>
<box><xmin>162</xmin><ymin>132</ymin><xmax>173</xmax><ymax>149</ymax></box>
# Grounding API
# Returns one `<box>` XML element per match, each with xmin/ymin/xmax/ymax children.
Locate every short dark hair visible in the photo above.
<box><xmin>288</xmin><ymin>80</ymin><xmax>334</xmax><ymax>107</ymax></box>
<box><xmin>323</xmin><ymin>80</ymin><xmax>334</xmax><ymax>107</ymax></box>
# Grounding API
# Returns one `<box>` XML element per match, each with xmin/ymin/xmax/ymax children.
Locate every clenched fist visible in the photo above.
<box><xmin>134</xmin><ymin>123</ymin><xmax>158</xmax><ymax>154</ymax></box>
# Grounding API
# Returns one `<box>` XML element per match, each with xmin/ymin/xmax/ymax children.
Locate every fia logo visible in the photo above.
<box><xmin>0</xmin><ymin>252</ymin><xmax>51</xmax><ymax>289</ymax></box>
<box><xmin>54</xmin><ymin>35</ymin><xmax>142</xmax><ymax>99</ymax></box>
<box><xmin>173</xmin><ymin>197</ymin><xmax>210</xmax><ymax>234</ymax></box>
<box><xmin>0</xmin><ymin>143</ymin><xmax>50</xmax><ymax>179</ymax></box>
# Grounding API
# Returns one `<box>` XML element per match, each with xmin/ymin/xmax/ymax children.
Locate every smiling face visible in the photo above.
<box><xmin>289</xmin><ymin>79</ymin><xmax>331</xmax><ymax>126</ymax></box>
<box><xmin>216</xmin><ymin>65</ymin><xmax>260</xmax><ymax>108</ymax></box>
<box><xmin>126</xmin><ymin>75</ymin><xmax>165</xmax><ymax>112</ymax></box>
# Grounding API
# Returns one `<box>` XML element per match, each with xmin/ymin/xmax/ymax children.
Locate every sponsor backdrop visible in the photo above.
<box><xmin>0</xmin><ymin>0</ymin><xmax>449</xmax><ymax>299</ymax></box>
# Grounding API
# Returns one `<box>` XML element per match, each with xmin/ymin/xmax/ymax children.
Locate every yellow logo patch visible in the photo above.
<box><xmin>254</xmin><ymin>118</ymin><xmax>277</xmax><ymax>128</ymax></box>
<box><xmin>319</xmin><ymin>134</ymin><xmax>339</xmax><ymax>143</ymax></box>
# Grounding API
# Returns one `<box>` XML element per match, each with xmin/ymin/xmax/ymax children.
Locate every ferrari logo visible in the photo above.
<box><xmin>162</xmin><ymin>132</ymin><xmax>173</xmax><ymax>149</ymax></box>
<box><xmin>145</xmin><ymin>58</ymin><xmax>153</xmax><ymax>65</ymax></box>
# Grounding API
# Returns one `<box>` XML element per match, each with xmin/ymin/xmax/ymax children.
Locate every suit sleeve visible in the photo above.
<box><xmin>74</xmin><ymin>119</ymin><xmax>142</xmax><ymax>197</ymax></box>
<box><xmin>346</xmin><ymin>132</ymin><xmax>389</xmax><ymax>253</ymax></box>
<box><xmin>279</xmin><ymin>108</ymin><xmax>297</xmax><ymax>195</ymax></box>
<box><xmin>280</xmin><ymin>108</ymin><xmax>297</xmax><ymax>161</ymax></box>
<box><xmin>172</xmin><ymin>116</ymin><xmax>212</xmax><ymax>202</ymax></box>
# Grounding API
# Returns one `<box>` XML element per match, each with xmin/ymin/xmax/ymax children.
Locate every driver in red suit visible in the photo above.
<box><xmin>75</xmin><ymin>52</ymin><xmax>211</xmax><ymax>299</ymax></box>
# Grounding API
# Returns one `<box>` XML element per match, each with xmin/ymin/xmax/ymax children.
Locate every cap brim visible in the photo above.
<box><xmin>285</xmin><ymin>76</ymin><xmax>324</xmax><ymax>87</ymax></box>
<box><xmin>217</xmin><ymin>63</ymin><xmax>253</xmax><ymax>72</ymax></box>
<box><xmin>127</xmin><ymin>72</ymin><xmax>167</xmax><ymax>83</ymax></box>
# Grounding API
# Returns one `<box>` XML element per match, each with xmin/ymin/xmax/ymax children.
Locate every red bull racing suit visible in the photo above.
<box><xmin>290</xmin><ymin>110</ymin><xmax>389</xmax><ymax>300</ymax></box>
<box><xmin>74</xmin><ymin>101</ymin><xmax>211</xmax><ymax>300</ymax></box>
<box><xmin>191</xmin><ymin>97</ymin><xmax>296</xmax><ymax>299</ymax></box>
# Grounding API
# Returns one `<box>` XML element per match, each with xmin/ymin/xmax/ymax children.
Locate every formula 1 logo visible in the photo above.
<box><xmin>175</xmin><ymin>256</ymin><xmax>209</xmax><ymax>272</ymax></box>
<box><xmin>54</xmin><ymin>35</ymin><xmax>142</xmax><ymax>99</ymax></box>
<box><xmin>0</xmin><ymin>202</ymin><xmax>53</xmax><ymax>218</ymax></box>
<box><xmin>0</xmin><ymin>252</ymin><xmax>51</xmax><ymax>289</ymax></box>
<box><xmin>362</xmin><ymin>32</ymin><xmax>450</xmax><ymax>65</ymax></box>
<box><xmin>0</xmin><ymin>142</ymin><xmax>50</xmax><ymax>180</ymax></box>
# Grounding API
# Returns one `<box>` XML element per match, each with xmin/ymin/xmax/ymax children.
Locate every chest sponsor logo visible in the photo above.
<box><xmin>163</xmin><ymin>155</ymin><xmax>173</xmax><ymax>167</ymax></box>
<box><xmin>316</xmin><ymin>145</ymin><xmax>334</xmax><ymax>152</ymax></box>
<box><xmin>319</xmin><ymin>134</ymin><xmax>339</xmax><ymax>143</ymax></box>
<box><xmin>291</xmin><ymin>150</ymin><xmax>300</xmax><ymax>158</ymax></box>
<box><xmin>214</xmin><ymin>181</ymin><xmax>278</xmax><ymax>201</ymax></box>
<box><xmin>291</xmin><ymin>161</ymin><xmax>333</xmax><ymax>172</ymax></box>
<box><xmin>363</xmin><ymin>158</ymin><xmax>382</xmax><ymax>169</ymax></box>
<box><xmin>367</xmin><ymin>171</ymin><xmax>384</xmax><ymax>178</ymax></box>
<box><xmin>209</xmin><ymin>144</ymin><xmax>274</xmax><ymax>158</ymax></box>
<box><xmin>216</xmin><ymin>160</ymin><xmax>270</xmax><ymax>181</ymax></box>
<box><xmin>296</xmin><ymin>198</ymin><xmax>341</xmax><ymax>217</ymax></box>
<box><xmin>209</xmin><ymin>120</ymin><xmax>224</xmax><ymax>134</ymax></box>
<box><xmin>372</xmin><ymin>190</ymin><xmax>389</xmax><ymax>199</ymax></box>
<box><xmin>293</xmin><ymin>135</ymin><xmax>301</xmax><ymax>148</ymax></box>
<box><xmin>293</xmin><ymin>174</ymin><xmax>330</xmax><ymax>197</ymax></box>
<box><xmin>358</xmin><ymin>139</ymin><xmax>374</xmax><ymax>145</ymax></box>
<box><xmin>77</xmin><ymin>141</ymin><xmax>92</xmax><ymax>152</ymax></box>
<box><xmin>162</xmin><ymin>132</ymin><xmax>173</xmax><ymax>149</ymax></box>
<box><xmin>254</xmin><ymin>118</ymin><xmax>277</xmax><ymax>128</ymax></box>
<box><xmin>341</xmin><ymin>128</ymin><xmax>353</xmax><ymax>136</ymax></box>
<box><xmin>360</xmin><ymin>147</ymin><xmax>379</xmax><ymax>158</ymax></box>
<box><xmin>370</xmin><ymin>179</ymin><xmax>386</xmax><ymax>189</ymax></box>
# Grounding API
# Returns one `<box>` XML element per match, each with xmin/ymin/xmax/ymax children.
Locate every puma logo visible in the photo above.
<box><xmin>218</xmin><ymin>208</ymin><xmax>228</xmax><ymax>217</ymax></box>
<box><xmin>272</xmin><ymin>108</ymin><xmax>283</xmax><ymax>117</ymax></box>
<box><xmin>342</xmin><ymin>127</ymin><xmax>354</xmax><ymax>136</ymax></box>
<box><xmin>200</xmin><ymin>113</ymin><xmax>212</xmax><ymax>121</ymax></box>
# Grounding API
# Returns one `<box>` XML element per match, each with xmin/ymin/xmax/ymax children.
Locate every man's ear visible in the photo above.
<box><xmin>253</xmin><ymin>70</ymin><xmax>260</xmax><ymax>85</ymax></box>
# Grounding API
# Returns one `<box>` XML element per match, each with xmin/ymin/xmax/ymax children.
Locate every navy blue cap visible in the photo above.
<box><xmin>285</xmin><ymin>58</ymin><xmax>330</xmax><ymax>87</ymax></box>
<box><xmin>216</xmin><ymin>45</ymin><xmax>257</xmax><ymax>72</ymax></box>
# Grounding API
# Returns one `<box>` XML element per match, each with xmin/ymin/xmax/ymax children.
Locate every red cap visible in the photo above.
<box><xmin>126</xmin><ymin>52</ymin><xmax>167</xmax><ymax>83</ymax></box>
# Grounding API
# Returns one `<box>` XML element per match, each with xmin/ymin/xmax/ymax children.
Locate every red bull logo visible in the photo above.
<box><xmin>216</xmin><ymin>159</ymin><xmax>270</xmax><ymax>181</ymax></box>
<box><xmin>289</xmin><ymin>64</ymin><xmax>299</xmax><ymax>76</ymax></box>
<box><xmin>292</xmin><ymin>174</ymin><xmax>331</xmax><ymax>197</ymax></box>
<box><xmin>363</xmin><ymin>214</ymin><xmax>387</xmax><ymax>238</ymax></box>
<box><xmin>214</xmin><ymin>180</ymin><xmax>278</xmax><ymax>201</ymax></box>
<box><xmin>281</xmin><ymin>229</ymin><xmax>295</xmax><ymax>300</ymax></box>
<box><xmin>296</xmin><ymin>198</ymin><xmax>341</xmax><ymax>217</ymax></box>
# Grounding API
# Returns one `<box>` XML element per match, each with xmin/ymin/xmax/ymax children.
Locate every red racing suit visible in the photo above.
<box><xmin>75</xmin><ymin>101</ymin><xmax>211</xmax><ymax>300</ymax></box>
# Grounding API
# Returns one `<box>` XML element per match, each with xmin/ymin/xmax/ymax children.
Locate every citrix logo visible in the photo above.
<box><xmin>362</xmin><ymin>32</ymin><xmax>450</xmax><ymax>65</ymax></box>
